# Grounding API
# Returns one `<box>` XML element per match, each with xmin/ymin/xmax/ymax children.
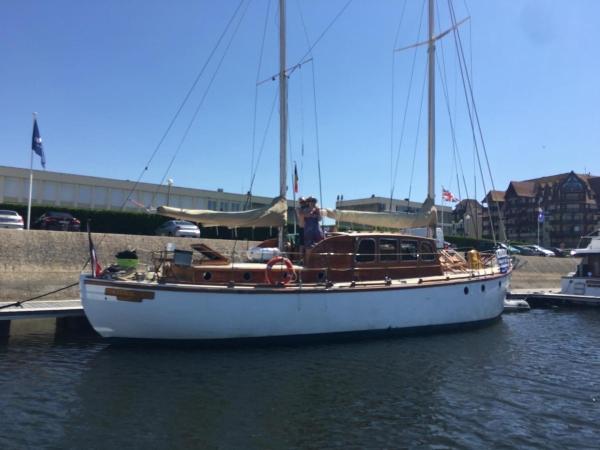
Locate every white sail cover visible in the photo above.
<box><xmin>157</xmin><ymin>196</ymin><xmax>287</xmax><ymax>228</ymax></box>
<box><xmin>323</xmin><ymin>198</ymin><xmax>437</xmax><ymax>230</ymax></box>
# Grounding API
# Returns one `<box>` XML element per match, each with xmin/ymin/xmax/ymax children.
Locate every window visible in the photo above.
<box><xmin>400</xmin><ymin>240</ymin><xmax>418</xmax><ymax>261</ymax></box>
<box><xmin>379</xmin><ymin>238</ymin><xmax>398</xmax><ymax>262</ymax></box>
<box><xmin>181</xmin><ymin>196</ymin><xmax>193</xmax><ymax>209</ymax></box>
<box><xmin>110</xmin><ymin>189</ymin><xmax>125</xmax><ymax>207</ymax></box>
<box><xmin>356</xmin><ymin>239</ymin><xmax>376</xmax><ymax>263</ymax></box>
<box><xmin>219</xmin><ymin>201</ymin><xmax>228</xmax><ymax>211</ymax></box>
<box><xmin>93</xmin><ymin>187</ymin><xmax>108</xmax><ymax>206</ymax></box>
<box><xmin>60</xmin><ymin>184</ymin><xmax>76</xmax><ymax>203</ymax></box>
<box><xmin>564</xmin><ymin>193</ymin><xmax>583</xmax><ymax>201</ymax></box>
<box><xmin>420</xmin><ymin>241</ymin><xmax>436</xmax><ymax>261</ymax></box>
<box><xmin>43</xmin><ymin>181</ymin><xmax>58</xmax><ymax>202</ymax></box>
<box><xmin>231</xmin><ymin>202</ymin><xmax>241</xmax><ymax>211</ymax></box>
<box><xmin>3</xmin><ymin>177</ymin><xmax>22</xmax><ymax>198</ymax></box>
<box><xmin>79</xmin><ymin>185</ymin><xmax>92</xmax><ymax>204</ymax></box>
<box><xmin>207</xmin><ymin>200</ymin><xmax>217</xmax><ymax>210</ymax></box>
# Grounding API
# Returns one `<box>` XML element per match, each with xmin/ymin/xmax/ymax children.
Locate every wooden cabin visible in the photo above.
<box><xmin>163</xmin><ymin>233</ymin><xmax>443</xmax><ymax>286</ymax></box>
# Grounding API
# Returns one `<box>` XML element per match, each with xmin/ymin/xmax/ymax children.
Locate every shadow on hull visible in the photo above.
<box><xmin>102</xmin><ymin>314</ymin><xmax>503</xmax><ymax>349</ymax></box>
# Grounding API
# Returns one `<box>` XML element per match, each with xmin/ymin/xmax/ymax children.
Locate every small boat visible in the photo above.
<box><xmin>80</xmin><ymin>0</ymin><xmax>511</xmax><ymax>342</ymax></box>
<box><xmin>560</xmin><ymin>230</ymin><xmax>600</xmax><ymax>298</ymax></box>
<box><xmin>503</xmin><ymin>298</ymin><xmax>530</xmax><ymax>312</ymax></box>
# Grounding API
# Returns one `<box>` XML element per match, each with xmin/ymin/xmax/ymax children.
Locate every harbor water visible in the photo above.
<box><xmin>1</xmin><ymin>309</ymin><xmax>599</xmax><ymax>449</ymax></box>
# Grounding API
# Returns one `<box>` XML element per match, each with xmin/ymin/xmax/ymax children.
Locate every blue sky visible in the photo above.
<box><xmin>1</xmin><ymin>0</ymin><xmax>599</xmax><ymax>208</ymax></box>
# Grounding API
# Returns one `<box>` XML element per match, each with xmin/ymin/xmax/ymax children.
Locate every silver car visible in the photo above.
<box><xmin>0</xmin><ymin>210</ymin><xmax>24</xmax><ymax>230</ymax></box>
<box><xmin>156</xmin><ymin>220</ymin><xmax>200</xmax><ymax>238</ymax></box>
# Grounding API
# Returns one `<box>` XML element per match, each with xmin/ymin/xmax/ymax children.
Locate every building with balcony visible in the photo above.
<box><xmin>485</xmin><ymin>172</ymin><xmax>600</xmax><ymax>247</ymax></box>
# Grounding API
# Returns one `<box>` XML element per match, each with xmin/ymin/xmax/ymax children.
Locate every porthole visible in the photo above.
<box><xmin>464</xmin><ymin>286</ymin><xmax>469</xmax><ymax>295</ymax></box>
<box><xmin>481</xmin><ymin>284</ymin><xmax>486</xmax><ymax>292</ymax></box>
<box><xmin>243</xmin><ymin>272</ymin><xmax>252</xmax><ymax>281</ymax></box>
<box><xmin>203</xmin><ymin>272</ymin><xmax>212</xmax><ymax>281</ymax></box>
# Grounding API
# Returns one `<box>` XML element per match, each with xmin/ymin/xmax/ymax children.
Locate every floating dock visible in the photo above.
<box><xmin>0</xmin><ymin>299</ymin><xmax>93</xmax><ymax>338</ymax></box>
<box><xmin>507</xmin><ymin>289</ymin><xmax>600</xmax><ymax>308</ymax></box>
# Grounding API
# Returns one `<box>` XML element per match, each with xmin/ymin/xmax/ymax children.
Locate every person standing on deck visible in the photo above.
<box><xmin>296</xmin><ymin>196</ymin><xmax>324</xmax><ymax>248</ymax></box>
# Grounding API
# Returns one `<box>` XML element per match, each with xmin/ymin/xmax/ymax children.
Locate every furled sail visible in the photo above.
<box><xmin>157</xmin><ymin>196</ymin><xmax>287</xmax><ymax>228</ymax></box>
<box><xmin>323</xmin><ymin>198</ymin><xmax>437</xmax><ymax>230</ymax></box>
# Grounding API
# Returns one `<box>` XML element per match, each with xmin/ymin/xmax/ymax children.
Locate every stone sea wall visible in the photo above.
<box><xmin>0</xmin><ymin>229</ymin><xmax>259</xmax><ymax>301</ymax></box>
<box><xmin>0</xmin><ymin>229</ymin><xmax>579</xmax><ymax>301</ymax></box>
<box><xmin>510</xmin><ymin>255</ymin><xmax>578</xmax><ymax>290</ymax></box>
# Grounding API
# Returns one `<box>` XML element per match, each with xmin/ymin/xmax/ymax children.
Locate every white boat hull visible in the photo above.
<box><xmin>560</xmin><ymin>276</ymin><xmax>600</xmax><ymax>297</ymax></box>
<box><xmin>81</xmin><ymin>272</ymin><xmax>510</xmax><ymax>341</ymax></box>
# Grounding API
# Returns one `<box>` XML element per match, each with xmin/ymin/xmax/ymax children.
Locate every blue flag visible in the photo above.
<box><xmin>32</xmin><ymin>118</ymin><xmax>46</xmax><ymax>168</ymax></box>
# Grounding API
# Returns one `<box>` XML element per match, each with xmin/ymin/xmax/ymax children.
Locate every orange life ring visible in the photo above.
<box><xmin>265</xmin><ymin>256</ymin><xmax>295</xmax><ymax>286</ymax></box>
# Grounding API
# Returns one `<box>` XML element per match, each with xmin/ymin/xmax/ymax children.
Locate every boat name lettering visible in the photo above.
<box><xmin>105</xmin><ymin>288</ymin><xmax>155</xmax><ymax>302</ymax></box>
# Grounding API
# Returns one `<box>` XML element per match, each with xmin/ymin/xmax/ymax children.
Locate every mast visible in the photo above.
<box><xmin>278</xmin><ymin>0</ymin><xmax>288</xmax><ymax>249</ymax></box>
<box><xmin>427</xmin><ymin>0</ymin><xmax>435</xmax><ymax>208</ymax></box>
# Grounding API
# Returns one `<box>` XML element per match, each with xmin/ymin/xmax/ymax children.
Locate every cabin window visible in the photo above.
<box><xmin>356</xmin><ymin>239</ymin><xmax>376</xmax><ymax>263</ymax></box>
<box><xmin>400</xmin><ymin>240</ymin><xmax>418</xmax><ymax>261</ymax></box>
<box><xmin>379</xmin><ymin>238</ymin><xmax>398</xmax><ymax>262</ymax></box>
<box><xmin>420</xmin><ymin>242</ymin><xmax>436</xmax><ymax>262</ymax></box>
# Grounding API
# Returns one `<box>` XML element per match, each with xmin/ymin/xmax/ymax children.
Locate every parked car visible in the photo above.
<box><xmin>550</xmin><ymin>247</ymin><xmax>568</xmax><ymax>257</ymax></box>
<box><xmin>496</xmin><ymin>242</ymin><xmax>522</xmax><ymax>255</ymax></box>
<box><xmin>511</xmin><ymin>244</ymin><xmax>539</xmax><ymax>256</ymax></box>
<box><xmin>0</xmin><ymin>210</ymin><xmax>24</xmax><ymax>230</ymax></box>
<box><xmin>523</xmin><ymin>244</ymin><xmax>555</xmax><ymax>257</ymax></box>
<box><xmin>33</xmin><ymin>211</ymin><xmax>81</xmax><ymax>231</ymax></box>
<box><xmin>156</xmin><ymin>220</ymin><xmax>200</xmax><ymax>238</ymax></box>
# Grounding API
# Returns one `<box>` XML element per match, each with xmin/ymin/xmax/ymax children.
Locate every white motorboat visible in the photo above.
<box><xmin>560</xmin><ymin>230</ymin><xmax>600</xmax><ymax>298</ymax></box>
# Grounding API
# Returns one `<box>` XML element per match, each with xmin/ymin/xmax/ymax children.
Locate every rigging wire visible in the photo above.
<box><xmin>435</xmin><ymin>0</ymin><xmax>470</xmax><ymax>206</ymax></box>
<box><xmin>406</xmin><ymin>61</ymin><xmax>429</xmax><ymax>205</ymax></box>
<box><xmin>390</xmin><ymin>0</ymin><xmax>426</xmax><ymax>207</ymax></box>
<box><xmin>296</xmin><ymin>0</ymin><xmax>324</xmax><ymax>210</ymax></box>
<box><xmin>292</xmin><ymin>0</ymin><xmax>354</xmax><ymax>73</ymax></box>
<box><xmin>250</xmin><ymin>0</ymin><xmax>273</xmax><ymax>195</ymax></box>
<box><xmin>389</xmin><ymin>0</ymin><xmax>408</xmax><ymax>210</ymax></box>
<box><xmin>155</xmin><ymin>0</ymin><xmax>252</xmax><ymax>200</ymax></box>
<box><xmin>437</xmin><ymin>53</ymin><xmax>470</xmax><ymax>205</ymax></box>
<box><xmin>3</xmin><ymin>1</ymin><xmax>250</xmax><ymax>308</ymax></box>
<box><xmin>124</xmin><ymin>0</ymin><xmax>247</xmax><ymax>207</ymax></box>
<box><xmin>248</xmin><ymin>87</ymin><xmax>280</xmax><ymax>197</ymax></box>
<box><xmin>449</xmin><ymin>0</ymin><xmax>506</xmax><ymax>240</ymax></box>
<box><xmin>446</xmin><ymin>0</ymin><xmax>498</xmax><ymax>241</ymax></box>
<box><xmin>437</xmin><ymin>38</ymin><xmax>471</xmax><ymax>205</ymax></box>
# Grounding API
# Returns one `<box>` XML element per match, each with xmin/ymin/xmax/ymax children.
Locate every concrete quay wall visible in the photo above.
<box><xmin>510</xmin><ymin>255</ymin><xmax>578</xmax><ymax>290</ymax></box>
<box><xmin>0</xmin><ymin>229</ymin><xmax>259</xmax><ymax>302</ymax></box>
<box><xmin>0</xmin><ymin>229</ymin><xmax>579</xmax><ymax>301</ymax></box>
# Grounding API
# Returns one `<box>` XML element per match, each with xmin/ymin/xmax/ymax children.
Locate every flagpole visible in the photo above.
<box><xmin>26</xmin><ymin>112</ymin><xmax>36</xmax><ymax>230</ymax></box>
<box><xmin>441</xmin><ymin>190</ymin><xmax>444</xmax><ymax>236</ymax></box>
<box><xmin>292</xmin><ymin>164</ymin><xmax>297</xmax><ymax>237</ymax></box>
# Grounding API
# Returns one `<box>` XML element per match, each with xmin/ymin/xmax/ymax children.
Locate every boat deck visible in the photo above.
<box><xmin>95</xmin><ymin>266</ymin><xmax>507</xmax><ymax>293</ymax></box>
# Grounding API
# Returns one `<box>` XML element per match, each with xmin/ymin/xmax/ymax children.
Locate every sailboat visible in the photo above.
<box><xmin>80</xmin><ymin>0</ymin><xmax>511</xmax><ymax>342</ymax></box>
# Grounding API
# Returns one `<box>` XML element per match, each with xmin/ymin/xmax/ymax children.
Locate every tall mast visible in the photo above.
<box><xmin>278</xmin><ymin>0</ymin><xmax>287</xmax><ymax>249</ymax></box>
<box><xmin>427</xmin><ymin>0</ymin><xmax>435</xmax><ymax>205</ymax></box>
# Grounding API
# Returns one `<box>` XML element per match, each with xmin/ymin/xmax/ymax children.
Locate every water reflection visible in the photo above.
<box><xmin>1</xmin><ymin>312</ymin><xmax>600</xmax><ymax>449</ymax></box>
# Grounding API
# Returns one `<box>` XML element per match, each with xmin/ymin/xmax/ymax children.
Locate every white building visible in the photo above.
<box><xmin>0</xmin><ymin>165</ymin><xmax>275</xmax><ymax>212</ymax></box>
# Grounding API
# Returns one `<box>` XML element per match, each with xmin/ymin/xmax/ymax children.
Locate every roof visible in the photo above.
<box><xmin>483</xmin><ymin>190</ymin><xmax>505</xmax><ymax>203</ymax></box>
<box><xmin>508</xmin><ymin>181</ymin><xmax>536</xmax><ymax>197</ymax></box>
